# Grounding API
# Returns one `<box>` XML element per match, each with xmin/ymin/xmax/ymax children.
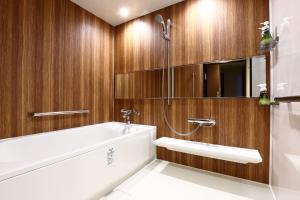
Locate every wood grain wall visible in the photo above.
<box><xmin>0</xmin><ymin>0</ymin><xmax>114</xmax><ymax>139</ymax></box>
<box><xmin>115</xmin><ymin>0</ymin><xmax>269</xmax><ymax>73</ymax></box>
<box><xmin>115</xmin><ymin>65</ymin><xmax>203</xmax><ymax>99</ymax></box>
<box><xmin>115</xmin><ymin>98</ymin><xmax>270</xmax><ymax>183</ymax></box>
<box><xmin>114</xmin><ymin>0</ymin><xmax>270</xmax><ymax>183</ymax></box>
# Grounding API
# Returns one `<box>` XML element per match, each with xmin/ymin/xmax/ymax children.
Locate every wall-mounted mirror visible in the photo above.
<box><xmin>115</xmin><ymin>55</ymin><xmax>267</xmax><ymax>99</ymax></box>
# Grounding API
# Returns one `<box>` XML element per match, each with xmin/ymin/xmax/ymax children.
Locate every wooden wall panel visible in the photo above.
<box><xmin>115</xmin><ymin>0</ymin><xmax>269</xmax><ymax>73</ymax></box>
<box><xmin>0</xmin><ymin>0</ymin><xmax>114</xmax><ymax>139</ymax></box>
<box><xmin>114</xmin><ymin>99</ymin><xmax>270</xmax><ymax>183</ymax></box>
<box><xmin>114</xmin><ymin>0</ymin><xmax>270</xmax><ymax>183</ymax></box>
<box><xmin>115</xmin><ymin>65</ymin><xmax>204</xmax><ymax>99</ymax></box>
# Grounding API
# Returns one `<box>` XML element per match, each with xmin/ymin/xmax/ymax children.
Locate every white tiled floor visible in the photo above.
<box><xmin>101</xmin><ymin>160</ymin><xmax>274</xmax><ymax>200</ymax></box>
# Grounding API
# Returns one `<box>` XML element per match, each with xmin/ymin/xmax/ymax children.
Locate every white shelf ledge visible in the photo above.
<box><xmin>153</xmin><ymin>137</ymin><xmax>262</xmax><ymax>164</ymax></box>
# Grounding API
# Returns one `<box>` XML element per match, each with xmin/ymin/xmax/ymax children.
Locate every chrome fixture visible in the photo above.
<box><xmin>156</xmin><ymin>14</ymin><xmax>202</xmax><ymax>137</ymax></box>
<box><xmin>33</xmin><ymin>110</ymin><xmax>89</xmax><ymax>117</ymax></box>
<box><xmin>121</xmin><ymin>109</ymin><xmax>140</xmax><ymax>125</ymax></box>
<box><xmin>188</xmin><ymin>118</ymin><xmax>216</xmax><ymax>127</ymax></box>
<box><xmin>155</xmin><ymin>14</ymin><xmax>171</xmax><ymax>41</ymax></box>
<box><xmin>106</xmin><ymin>147</ymin><xmax>115</xmax><ymax>166</ymax></box>
<box><xmin>155</xmin><ymin>14</ymin><xmax>172</xmax><ymax>104</ymax></box>
<box><xmin>273</xmin><ymin>95</ymin><xmax>300</xmax><ymax>104</ymax></box>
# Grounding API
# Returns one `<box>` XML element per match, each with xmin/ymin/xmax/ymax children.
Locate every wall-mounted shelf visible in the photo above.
<box><xmin>153</xmin><ymin>137</ymin><xmax>262</xmax><ymax>164</ymax></box>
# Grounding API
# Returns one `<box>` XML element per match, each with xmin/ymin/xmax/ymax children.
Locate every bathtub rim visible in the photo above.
<box><xmin>0</xmin><ymin>122</ymin><xmax>156</xmax><ymax>183</ymax></box>
<box><xmin>0</xmin><ymin>121</ymin><xmax>154</xmax><ymax>143</ymax></box>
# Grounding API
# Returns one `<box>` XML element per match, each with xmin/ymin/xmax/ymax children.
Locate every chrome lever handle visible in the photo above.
<box><xmin>121</xmin><ymin>109</ymin><xmax>140</xmax><ymax>116</ymax></box>
<box><xmin>121</xmin><ymin>108</ymin><xmax>140</xmax><ymax>125</ymax></box>
<box><xmin>133</xmin><ymin>110</ymin><xmax>140</xmax><ymax>116</ymax></box>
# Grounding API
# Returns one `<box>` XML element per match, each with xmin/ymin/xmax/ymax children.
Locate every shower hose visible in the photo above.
<box><xmin>161</xmin><ymin>40</ymin><xmax>201</xmax><ymax>137</ymax></box>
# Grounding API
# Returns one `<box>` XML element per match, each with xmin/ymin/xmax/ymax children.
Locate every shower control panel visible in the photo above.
<box><xmin>187</xmin><ymin>118</ymin><xmax>216</xmax><ymax>127</ymax></box>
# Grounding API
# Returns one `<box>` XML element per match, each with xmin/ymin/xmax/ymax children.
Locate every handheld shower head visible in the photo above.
<box><xmin>155</xmin><ymin>14</ymin><xmax>164</xmax><ymax>23</ymax></box>
<box><xmin>155</xmin><ymin>14</ymin><xmax>167</xmax><ymax>33</ymax></box>
<box><xmin>155</xmin><ymin>14</ymin><xmax>171</xmax><ymax>40</ymax></box>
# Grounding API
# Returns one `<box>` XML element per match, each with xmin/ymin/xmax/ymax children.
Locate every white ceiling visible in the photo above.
<box><xmin>70</xmin><ymin>0</ymin><xmax>183</xmax><ymax>26</ymax></box>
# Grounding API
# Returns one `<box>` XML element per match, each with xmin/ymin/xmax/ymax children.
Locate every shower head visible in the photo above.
<box><xmin>155</xmin><ymin>14</ymin><xmax>171</xmax><ymax>40</ymax></box>
<box><xmin>155</xmin><ymin>14</ymin><xmax>167</xmax><ymax>33</ymax></box>
<box><xmin>155</xmin><ymin>14</ymin><xmax>164</xmax><ymax>24</ymax></box>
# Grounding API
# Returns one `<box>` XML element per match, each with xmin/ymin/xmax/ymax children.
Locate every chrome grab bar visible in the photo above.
<box><xmin>188</xmin><ymin>118</ymin><xmax>216</xmax><ymax>127</ymax></box>
<box><xmin>274</xmin><ymin>95</ymin><xmax>300</xmax><ymax>103</ymax></box>
<box><xmin>33</xmin><ymin>110</ymin><xmax>89</xmax><ymax>117</ymax></box>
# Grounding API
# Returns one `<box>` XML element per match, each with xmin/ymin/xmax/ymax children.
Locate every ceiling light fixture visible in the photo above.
<box><xmin>119</xmin><ymin>7</ymin><xmax>129</xmax><ymax>17</ymax></box>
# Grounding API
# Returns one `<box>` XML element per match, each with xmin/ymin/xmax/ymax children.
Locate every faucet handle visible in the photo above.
<box><xmin>121</xmin><ymin>108</ymin><xmax>140</xmax><ymax>125</ymax></box>
<box><xmin>121</xmin><ymin>108</ymin><xmax>140</xmax><ymax>116</ymax></box>
<box><xmin>121</xmin><ymin>109</ymin><xmax>132</xmax><ymax>115</ymax></box>
<box><xmin>132</xmin><ymin>109</ymin><xmax>140</xmax><ymax>116</ymax></box>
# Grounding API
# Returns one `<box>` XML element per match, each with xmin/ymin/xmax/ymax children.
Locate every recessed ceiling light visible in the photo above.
<box><xmin>119</xmin><ymin>7</ymin><xmax>129</xmax><ymax>17</ymax></box>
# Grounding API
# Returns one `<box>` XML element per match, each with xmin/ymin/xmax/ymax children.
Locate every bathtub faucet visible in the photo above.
<box><xmin>121</xmin><ymin>109</ymin><xmax>140</xmax><ymax>125</ymax></box>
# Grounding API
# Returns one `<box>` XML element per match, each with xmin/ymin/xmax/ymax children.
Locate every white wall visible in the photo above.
<box><xmin>270</xmin><ymin>0</ymin><xmax>300</xmax><ymax>199</ymax></box>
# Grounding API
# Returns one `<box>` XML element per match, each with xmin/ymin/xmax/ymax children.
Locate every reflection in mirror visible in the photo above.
<box><xmin>251</xmin><ymin>56</ymin><xmax>267</xmax><ymax>97</ymax></box>
<box><xmin>203</xmin><ymin>56</ymin><xmax>266</xmax><ymax>97</ymax></box>
<box><xmin>115</xmin><ymin>55</ymin><xmax>267</xmax><ymax>99</ymax></box>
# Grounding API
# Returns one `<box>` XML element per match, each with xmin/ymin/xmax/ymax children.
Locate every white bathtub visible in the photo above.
<box><xmin>0</xmin><ymin>122</ymin><xmax>156</xmax><ymax>200</ymax></box>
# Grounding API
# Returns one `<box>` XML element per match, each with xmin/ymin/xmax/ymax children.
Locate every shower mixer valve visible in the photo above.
<box><xmin>121</xmin><ymin>109</ymin><xmax>140</xmax><ymax>125</ymax></box>
<box><xmin>187</xmin><ymin>118</ymin><xmax>216</xmax><ymax>127</ymax></box>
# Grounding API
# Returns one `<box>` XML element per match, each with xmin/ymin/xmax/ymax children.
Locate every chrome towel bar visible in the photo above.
<box><xmin>33</xmin><ymin>110</ymin><xmax>89</xmax><ymax>117</ymax></box>
<box><xmin>274</xmin><ymin>96</ymin><xmax>300</xmax><ymax>103</ymax></box>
